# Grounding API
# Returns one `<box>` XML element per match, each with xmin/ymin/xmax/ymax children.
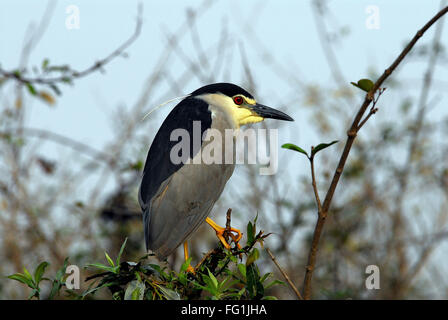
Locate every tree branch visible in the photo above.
<box><xmin>309</xmin><ymin>152</ymin><xmax>323</xmax><ymax>217</ymax></box>
<box><xmin>266</xmin><ymin>247</ymin><xmax>303</xmax><ymax>300</ymax></box>
<box><xmin>0</xmin><ymin>127</ymin><xmax>112</xmax><ymax>163</ymax></box>
<box><xmin>302</xmin><ymin>5</ymin><xmax>448</xmax><ymax>300</ymax></box>
<box><xmin>0</xmin><ymin>4</ymin><xmax>143</xmax><ymax>89</ymax></box>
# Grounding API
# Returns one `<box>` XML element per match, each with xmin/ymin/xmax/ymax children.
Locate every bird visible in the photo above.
<box><xmin>139</xmin><ymin>83</ymin><xmax>293</xmax><ymax>272</ymax></box>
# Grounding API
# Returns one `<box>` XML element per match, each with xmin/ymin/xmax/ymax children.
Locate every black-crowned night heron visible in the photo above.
<box><xmin>139</xmin><ymin>83</ymin><xmax>293</xmax><ymax>272</ymax></box>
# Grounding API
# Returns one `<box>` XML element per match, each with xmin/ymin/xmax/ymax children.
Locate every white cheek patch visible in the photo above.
<box><xmin>198</xmin><ymin>93</ymin><xmax>263</xmax><ymax>127</ymax></box>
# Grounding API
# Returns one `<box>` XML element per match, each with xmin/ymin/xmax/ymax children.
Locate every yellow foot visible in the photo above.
<box><xmin>185</xmin><ymin>264</ymin><xmax>195</xmax><ymax>274</ymax></box>
<box><xmin>183</xmin><ymin>241</ymin><xmax>195</xmax><ymax>274</ymax></box>
<box><xmin>206</xmin><ymin>217</ymin><xmax>242</xmax><ymax>250</ymax></box>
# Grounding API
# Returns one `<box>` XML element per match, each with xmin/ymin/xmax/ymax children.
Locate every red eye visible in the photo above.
<box><xmin>233</xmin><ymin>96</ymin><xmax>244</xmax><ymax>105</ymax></box>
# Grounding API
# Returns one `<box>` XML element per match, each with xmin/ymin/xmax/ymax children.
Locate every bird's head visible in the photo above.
<box><xmin>191</xmin><ymin>83</ymin><xmax>293</xmax><ymax>128</ymax></box>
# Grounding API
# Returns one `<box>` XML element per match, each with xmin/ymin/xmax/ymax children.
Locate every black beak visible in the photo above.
<box><xmin>249</xmin><ymin>103</ymin><xmax>294</xmax><ymax>121</ymax></box>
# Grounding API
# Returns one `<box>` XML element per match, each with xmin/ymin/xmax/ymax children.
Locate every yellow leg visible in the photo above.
<box><xmin>206</xmin><ymin>217</ymin><xmax>242</xmax><ymax>250</ymax></box>
<box><xmin>183</xmin><ymin>242</ymin><xmax>195</xmax><ymax>273</ymax></box>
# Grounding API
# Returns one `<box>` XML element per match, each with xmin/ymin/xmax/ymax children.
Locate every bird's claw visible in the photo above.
<box><xmin>216</xmin><ymin>227</ymin><xmax>242</xmax><ymax>250</ymax></box>
<box><xmin>206</xmin><ymin>217</ymin><xmax>242</xmax><ymax>252</ymax></box>
<box><xmin>185</xmin><ymin>264</ymin><xmax>195</xmax><ymax>274</ymax></box>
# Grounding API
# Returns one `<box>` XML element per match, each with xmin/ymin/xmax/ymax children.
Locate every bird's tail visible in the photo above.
<box><xmin>143</xmin><ymin>206</ymin><xmax>151</xmax><ymax>252</ymax></box>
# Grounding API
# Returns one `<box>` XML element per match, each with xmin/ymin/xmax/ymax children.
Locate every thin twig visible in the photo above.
<box><xmin>224</xmin><ymin>208</ymin><xmax>232</xmax><ymax>237</ymax></box>
<box><xmin>388</xmin><ymin>0</ymin><xmax>447</xmax><ymax>297</ymax></box>
<box><xmin>357</xmin><ymin>88</ymin><xmax>385</xmax><ymax>131</ymax></box>
<box><xmin>302</xmin><ymin>5</ymin><xmax>448</xmax><ymax>300</ymax></box>
<box><xmin>266</xmin><ymin>247</ymin><xmax>303</xmax><ymax>300</ymax></box>
<box><xmin>0</xmin><ymin>4</ymin><xmax>143</xmax><ymax>87</ymax></box>
<box><xmin>0</xmin><ymin>127</ymin><xmax>112</xmax><ymax>163</ymax></box>
<box><xmin>309</xmin><ymin>153</ymin><xmax>323</xmax><ymax>216</ymax></box>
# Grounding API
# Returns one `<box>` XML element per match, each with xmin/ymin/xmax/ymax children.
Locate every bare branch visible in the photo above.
<box><xmin>302</xmin><ymin>5</ymin><xmax>448</xmax><ymax>299</ymax></box>
<box><xmin>309</xmin><ymin>152</ymin><xmax>323</xmax><ymax>217</ymax></box>
<box><xmin>266</xmin><ymin>247</ymin><xmax>303</xmax><ymax>300</ymax></box>
<box><xmin>0</xmin><ymin>4</ymin><xmax>143</xmax><ymax>89</ymax></box>
<box><xmin>0</xmin><ymin>127</ymin><xmax>112</xmax><ymax>163</ymax></box>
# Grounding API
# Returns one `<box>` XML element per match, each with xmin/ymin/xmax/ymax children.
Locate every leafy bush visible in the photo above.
<box><xmin>7</xmin><ymin>217</ymin><xmax>283</xmax><ymax>300</ymax></box>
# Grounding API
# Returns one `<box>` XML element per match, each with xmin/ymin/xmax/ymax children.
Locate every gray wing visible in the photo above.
<box><xmin>139</xmin><ymin>96</ymin><xmax>216</xmax><ymax>258</ymax></box>
<box><xmin>147</xmin><ymin>157</ymin><xmax>234</xmax><ymax>260</ymax></box>
<box><xmin>139</xmin><ymin>97</ymin><xmax>211</xmax><ymax>212</ymax></box>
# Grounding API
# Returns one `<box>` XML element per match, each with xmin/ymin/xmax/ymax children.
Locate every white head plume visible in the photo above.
<box><xmin>141</xmin><ymin>94</ymin><xmax>191</xmax><ymax>121</ymax></box>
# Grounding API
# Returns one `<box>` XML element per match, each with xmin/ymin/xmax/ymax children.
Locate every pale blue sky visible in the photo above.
<box><xmin>1</xmin><ymin>1</ymin><xmax>447</xmax><ymax>296</ymax></box>
<box><xmin>1</xmin><ymin>0</ymin><xmax>446</xmax><ymax>242</ymax></box>
<box><xmin>0</xmin><ymin>0</ymin><xmax>444</xmax><ymax>154</ymax></box>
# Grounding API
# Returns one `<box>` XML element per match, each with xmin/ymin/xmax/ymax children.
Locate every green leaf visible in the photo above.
<box><xmin>202</xmin><ymin>276</ymin><xmax>218</xmax><ymax>295</ymax></box>
<box><xmin>116</xmin><ymin>238</ymin><xmax>128</xmax><ymax>266</ymax></box>
<box><xmin>351</xmin><ymin>78</ymin><xmax>374</xmax><ymax>92</ymax></box>
<box><xmin>129</xmin><ymin>160</ymin><xmax>143</xmax><ymax>171</ymax></box>
<box><xmin>157</xmin><ymin>285</ymin><xmax>181</xmax><ymax>300</ymax></box>
<box><xmin>247</xmin><ymin>221</ymin><xmax>255</xmax><ymax>246</ymax></box>
<box><xmin>227</xmin><ymin>287</ymin><xmax>246</xmax><ymax>299</ymax></box>
<box><xmin>237</xmin><ymin>263</ymin><xmax>246</xmax><ymax>279</ymax></box>
<box><xmin>55</xmin><ymin>257</ymin><xmax>69</xmax><ymax>282</ymax></box>
<box><xmin>180</xmin><ymin>257</ymin><xmax>192</xmax><ymax>273</ymax></box>
<box><xmin>281</xmin><ymin>143</ymin><xmax>309</xmax><ymax>158</ymax></box>
<box><xmin>49</xmin><ymin>84</ymin><xmax>61</xmax><ymax>96</ymax></box>
<box><xmin>131</xmin><ymin>288</ymin><xmax>140</xmax><ymax>300</ymax></box>
<box><xmin>261</xmin><ymin>296</ymin><xmax>278</xmax><ymax>300</ymax></box>
<box><xmin>264</xmin><ymin>279</ymin><xmax>286</xmax><ymax>290</ymax></box>
<box><xmin>26</xmin><ymin>83</ymin><xmax>37</xmax><ymax>96</ymax></box>
<box><xmin>7</xmin><ymin>273</ymin><xmax>35</xmax><ymax>288</ymax></box>
<box><xmin>178</xmin><ymin>272</ymin><xmax>187</xmax><ymax>286</ymax></box>
<box><xmin>148</xmin><ymin>264</ymin><xmax>167</xmax><ymax>279</ymax></box>
<box><xmin>105</xmin><ymin>252</ymin><xmax>115</xmax><ymax>267</ymax></box>
<box><xmin>61</xmin><ymin>77</ymin><xmax>72</xmax><ymax>84</ymax></box>
<box><xmin>47</xmin><ymin>65</ymin><xmax>70</xmax><ymax>73</ymax></box>
<box><xmin>311</xmin><ymin>140</ymin><xmax>338</xmax><ymax>157</ymax></box>
<box><xmin>23</xmin><ymin>267</ymin><xmax>34</xmax><ymax>281</ymax></box>
<box><xmin>207</xmin><ymin>268</ymin><xmax>219</xmax><ymax>290</ymax></box>
<box><xmin>260</xmin><ymin>272</ymin><xmax>272</xmax><ymax>284</ymax></box>
<box><xmin>124</xmin><ymin>280</ymin><xmax>145</xmax><ymax>300</ymax></box>
<box><xmin>34</xmin><ymin>261</ymin><xmax>49</xmax><ymax>285</ymax></box>
<box><xmin>49</xmin><ymin>257</ymin><xmax>69</xmax><ymax>300</ymax></box>
<box><xmin>246</xmin><ymin>264</ymin><xmax>264</xmax><ymax>299</ymax></box>
<box><xmin>49</xmin><ymin>281</ymin><xmax>62</xmax><ymax>300</ymax></box>
<box><xmin>42</xmin><ymin>58</ymin><xmax>49</xmax><ymax>70</ymax></box>
<box><xmin>228</xmin><ymin>252</ymin><xmax>238</xmax><ymax>263</ymax></box>
<box><xmin>81</xmin><ymin>281</ymin><xmax>116</xmax><ymax>299</ymax></box>
<box><xmin>86</xmin><ymin>263</ymin><xmax>115</xmax><ymax>273</ymax></box>
<box><xmin>28</xmin><ymin>288</ymin><xmax>40</xmax><ymax>300</ymax></box>
<box><xmin>246</xmin><ymin>248</ymin><xmax>260</xmax><ymax>266</ymax></box>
